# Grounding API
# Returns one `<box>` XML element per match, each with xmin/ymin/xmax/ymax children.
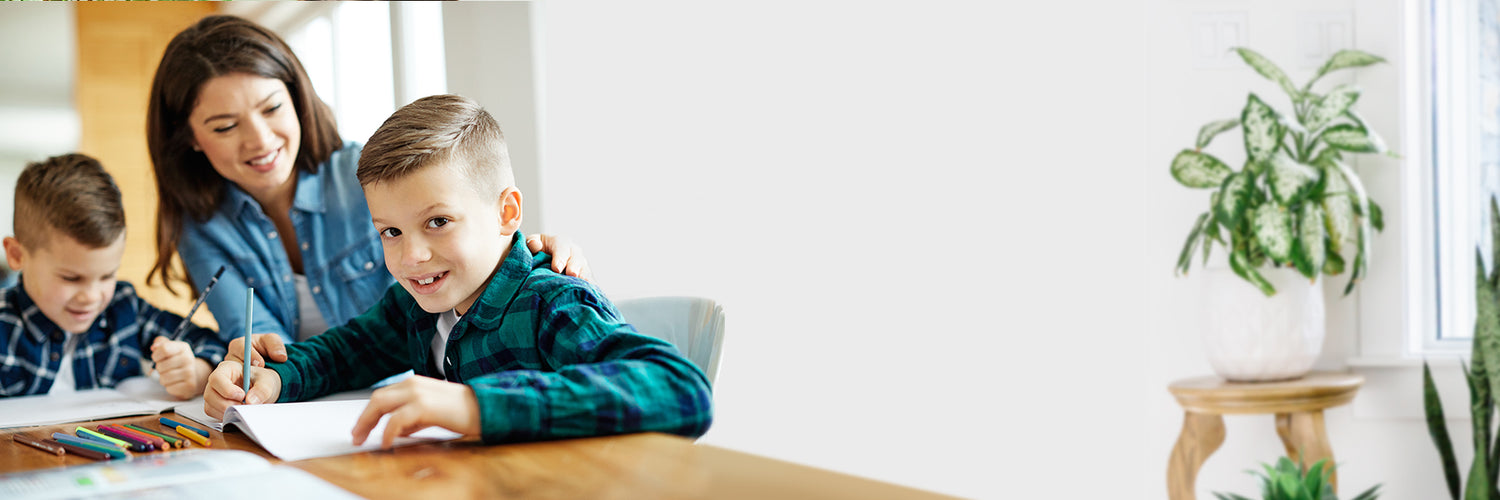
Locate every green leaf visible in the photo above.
<box><xmin>1217</xmin><ymin>172</ymin><xmax>1253</xmax><ymax>227</ymax></box>
<box><xmin>1323</xmin><ymin>249</ymin><xmax>1345</xmax><ymax>275</ymax></box>
<box><xmin>1197</xmin><ymin>119</ymin><xmax>1240</xmax><ymax>149</ymax></box>
<box><xmin>1368</xmin><ymin>199</ymin><xmax>1384</xmax><ymax>231</ymax></box>
<box><xmin>1312</xmin><ymin>49</ymin><xmax>1387</xmax><ymax>85</ymax></box>
<box><xmin>1323</xmin><ymin>123</ymin><xmax>1387</xmax><ymax>154</ymax></box>
<box><xmin>1254</xmin><ymin>203</ymin><xmax>1295</xmax><ymax>263</ymax></box>
<box><xmin>1177</xmin><ymin>213</ymin><xmax>1209</xmax><ymax>276</ymax></box>
<box><xmin>1466</xmin><ymin>350</ymin><xmax>1494</xmax><ymax>500</ymax></box>
<box><xmin>1172</xmin><ymin>150</ymin><xmax>1234</xmax><ymax>188</ymax></box>
<box><xmin>1293</xmin><ymin>203</ymin><xmax>1326</xmax><ymax>279</ymax></box>
<box><xmin>1425</xmin><ymin>361</ymin><xmax>1461</xmax><ymax>500</ymax></box>
<box><xmin>1330</xmin><ymin>160</ymin><xmax>1373</xmax><ymax>294</ymax></box>
<box><xmin>1491</xmin><ymin>197</ymin><xmax>1500</xmax><ymax>289</ymax></box>
<box><xmin>1243</xmin><ymin>94</ymin><xmax>1285</xmax><ymax>163</ymax></box>
<box><xmin>1231</xmin><ymin>248</ymin><xmax>1277</xmax><ymax>296</ymax></box>
<box><xmin>1474</xmin><ymin>250</ymin><xmax>1500</xmax><ymax>445</ymax></box>
<box><xmin>1304</xmin><ymin>84</ymin><xmax>1361</xmax><ymax>131</ymax></box>
<box><xmin>1267</xmin><ymin>152</ymin><xmax>1321</xmax><ymax>205</ymax></box>
<box><xmin>1235</xmin><ymin>47</ymin><xmax>1301</xmax><ymax>102</ymax></box>
<box><xmin>1317</xmin><ymin>159</ymin><xmax>1355</xmax><ymax>255</ymax></box>
<box><xmin>1349</xmin><ymin>484</ymin><xmax>1383</xmax><ymax>500</ymax></box>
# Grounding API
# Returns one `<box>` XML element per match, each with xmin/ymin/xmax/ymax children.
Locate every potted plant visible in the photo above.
<box><xmin>1423</xmin><ymin>197</ymin><xmax>1500</xmax><ymax>500</ymax></box>
<box><xmin>1171</xmin><ymin>47</ymin><xmax>1390</xmax><ymax>381</ymax></box>
<box><xmin>1212</xmin><ymin>455</ymin><xmax>1382</xmax><ymax>500</ymax></box>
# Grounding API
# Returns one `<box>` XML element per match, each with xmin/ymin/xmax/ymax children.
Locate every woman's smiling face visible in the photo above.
<box><xmin>188</xmin><ymin>72</ymin><xmax>302</xmax><ymax>203</ymax></box>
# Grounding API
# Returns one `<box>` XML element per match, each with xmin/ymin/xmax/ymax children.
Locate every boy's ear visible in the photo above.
<box><xmin>3</xmin><ymin>237</ymin><xmax>25</xmax><ymax>271</ymax></box>
<box><xmin>498</xmin><ymin>187</ymin><xmax>523</xmax><ymax>234</ymax></box>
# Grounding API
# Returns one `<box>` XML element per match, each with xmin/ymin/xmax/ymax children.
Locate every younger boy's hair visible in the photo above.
<box><xmin>14</xmin><ymin>153</ymin><xmax>125</xmax><ymax>250</ymax></box>
<box><xmin>357</xmin><ymin>94</ymin><xmax>513</xmax><ymax>196</ymax></box>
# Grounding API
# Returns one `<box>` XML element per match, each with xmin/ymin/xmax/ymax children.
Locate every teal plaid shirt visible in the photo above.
<box><xmin>268</xmin><ymin>232</ymin><xmax>713</xmax><ymax>442</ymax></box>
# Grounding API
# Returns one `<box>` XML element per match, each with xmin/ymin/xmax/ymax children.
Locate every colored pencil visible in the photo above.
<box><xmin>74</xmin><ymin>427</ymin><xmax>131</xmax><ymax>450</ymax></box>
<box><xmin>242</xmin><ymin>288</ymin><xmax>254</xmax><ymax>396</ymax></box>
<box><xmin>13</xmin><ymin>434</ymin><xmax>64</xmax><ymax>455</ymax></box>
<box><xmin>124</xmin><ymin>424</ymin><xmax>184</xmax><ymax>448</ymax></box>
<box><xmin>160</xmin><ymin>417</ymin><xmax>208</xmax><ymax>438</ymax></box>
<box><xmin>96</xmin><ymin>426</ymin><xmax>155</xmax><ymax>451</ymax></box>
<box><xmin>104</xmin><ymin>425</ymin><xmax>165</xmax><ymax>449</ymax></box>
<box><xmin>51</xmin><ymin>433</ymin><xmax>128</xmax><ymax>459</ymax></box>
<box><xmin>175</xmin><ymin>425</ymin><xmax>211</xmax><ymax>447</ymax></box>
<box><xmin>48</xmin><ymin>439</ymin><xmax>112</xmax><ymax>461</ymax></box>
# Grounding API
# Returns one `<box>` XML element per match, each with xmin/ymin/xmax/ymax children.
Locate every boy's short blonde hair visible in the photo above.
<box><xmin>357</xmin><ymin>94</ymin><xmax>513</xmax><ymax>195</ymax></box>
<box><xmin>14</xmin><ymin>153</ymin><xmax>125</xmax><ymax>250</ymax></box>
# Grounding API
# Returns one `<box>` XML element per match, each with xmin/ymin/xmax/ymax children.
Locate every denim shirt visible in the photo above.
<box><xmin>179</xmin><ymin>142</ymin><xmax>393</xmax><ymax>345</ymax></box>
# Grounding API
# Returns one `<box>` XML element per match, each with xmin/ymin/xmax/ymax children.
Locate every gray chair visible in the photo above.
<box><xmin>613</xmin><ymin>296</ymin><xmax>726</xmax><ymax>385</ymax></box>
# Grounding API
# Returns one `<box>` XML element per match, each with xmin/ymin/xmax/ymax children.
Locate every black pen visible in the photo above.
<box><xmin>148</xmin><ymin>265</ymin><xmax>225</xmax><ymax>369</ymax></box>
<box><xmin>166</xmin><ymin>265</ymin><xmax>227</xmax><ymax>342</ymax></box>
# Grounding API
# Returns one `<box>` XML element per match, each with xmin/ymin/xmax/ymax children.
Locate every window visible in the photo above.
<box><xmin>1429</xmin><ymin>0</ymin><xmax>1500</xmax><ymax>350</ymax></box>
<box><xmin>235</xmin><ymin>2</ymin><xmax>447</xmax><ymax>146</ymax></box>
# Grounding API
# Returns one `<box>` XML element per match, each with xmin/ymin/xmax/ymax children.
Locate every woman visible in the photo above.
<box><xmin>146</xmin><ymin>15</ymin><xmax>588</xmax><ymax>345</ymax></box>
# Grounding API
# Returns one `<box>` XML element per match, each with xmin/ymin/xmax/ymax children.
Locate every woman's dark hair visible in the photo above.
<box><xmin>146</xmin><ymin>15</ymin><xmax>341</xmax><ymax>296</ymax></box>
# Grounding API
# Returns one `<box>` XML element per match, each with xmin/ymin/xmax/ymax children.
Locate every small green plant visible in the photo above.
<box><xmin>1212</xmin><ymin>455</ymin><xmax>1381</xmax><ymax>500</ymax></box>
<box><xmin>1423</xmin><ymin>197</ymin><xmax>1500</xmax><ymax>500</ymax></box>
<box><xmin>1173</xmin><ymin>47</ymin><xmax>1392</xmax><ymax>296</ymax></box>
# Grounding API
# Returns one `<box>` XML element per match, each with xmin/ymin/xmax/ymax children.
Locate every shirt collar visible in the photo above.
<box><xmin>463</xmin><ymin>232</ymin><xmax>538</xmax><ymax>330</ymax></box>
<box><xmin>292</xmin><ymin>167</ymin><xmax>326</xmax><ymax>214</ymax></box>
<box><xmin>223</xmin><ymin>168</ymin><xmax>326</xmax><ymax>219</ymax></box>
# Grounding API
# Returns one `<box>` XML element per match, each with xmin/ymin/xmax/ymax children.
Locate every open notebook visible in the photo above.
<box><xmin>0</xmin><ymin>377</ymin><xmax>185</xmax><ymax>429</ymax></box>
<box><xmin>173</xmin><ymin>392</ymin><xmax>461</xmax><ymax>461</ymax></box>
<box><xmin>0</xmin><ymin>449</ymin><xmax>359</xmax><ymax>500</ymax></box>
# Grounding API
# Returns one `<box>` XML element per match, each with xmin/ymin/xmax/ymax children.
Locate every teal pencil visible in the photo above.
<box><xmin>243</xmin><ymin>288</ymin><xmax>254</xmax><ymax>396</ymax></box>
<box><xmin>51</xmin><ymin>433</ymin><xmax>127</xmax><ymax>459</ymax></box>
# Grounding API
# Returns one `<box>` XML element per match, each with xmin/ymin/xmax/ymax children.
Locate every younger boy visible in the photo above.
<box><xmin>204</xmin><ymin>95</ymin><xmax>712</xmax><ymax>447</ymax></box>
<box><xmin>0</xmin><ymin>154</ymin><xmax>226</xmax><ymax>398</ymax></box>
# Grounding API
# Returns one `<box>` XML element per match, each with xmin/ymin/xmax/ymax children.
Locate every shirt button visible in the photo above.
<box><xmin>50</xmin><ymin>352</ymin><xmax>59</xmax><ymax>362</ymax></box>
<box><xmin>301</xmin><ymin>242</ymin><xmax>309</xmax><ymax>251</ymax></box>
<box><xmin>364</xmin><ymin>262</ymin><xmax>374</xmax><ymax>270</ymax></box>
<box><xmin>268</xmin><ymin>231</ymin><xmax>278</xmax><ymax>240</ymax></box>
<box><xmin>247</xmin><ymin>277</ymin><xmax>257</xmax><ymax>286</ymax></box>
<box><xmin>50</xmin><ymin>332</ymin><xmax>62</xmax><ymax>342</ymax></box>
<box><xmin>312</xmin><ymin>286</ymin><xmax>321</xmax><ymax>294</ymax></box>
<box><xmin>284</xmin><ymin>274</ymin><xmax>292</xmax><ymax>282</ymax></box>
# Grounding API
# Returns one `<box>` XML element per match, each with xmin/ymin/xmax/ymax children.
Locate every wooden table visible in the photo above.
<box><xmin>0</xmin><ymin>412</ymin><xmax>955</xmax><ymax>499</ymax></box>
<box><xmin>1166</xmin><ymin>372</ymin><xmax>1363</xmax><ymax>500</ymax></box>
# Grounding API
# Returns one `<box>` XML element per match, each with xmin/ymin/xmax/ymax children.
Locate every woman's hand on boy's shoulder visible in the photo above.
<box><xmin>527</xmin><ymin>233</ymin><xmax>592</xmax><ymax>281</ymax></box>
<box><xmin>352</xmin><ymin>375</ymin><xmax>479</xmax><ymax>449</ymax></box>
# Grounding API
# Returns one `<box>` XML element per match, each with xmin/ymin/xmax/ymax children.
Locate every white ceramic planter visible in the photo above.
<box><xmin>1203</xmin><ymin>266</ymin><xmax>1325</xmax><ymax>382</ymax></box>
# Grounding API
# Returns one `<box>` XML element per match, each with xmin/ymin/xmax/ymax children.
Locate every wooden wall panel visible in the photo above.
<box><xmin>76</xmin><ymin>3</ymin><xmax>218</xmax><ymax>328</ymax></box>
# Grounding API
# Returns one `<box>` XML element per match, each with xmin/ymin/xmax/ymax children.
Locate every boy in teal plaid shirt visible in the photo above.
<box><xmin>204</xmin><ymin>95</ymin><xmax>712</xmax><ymax>446</ymax></box>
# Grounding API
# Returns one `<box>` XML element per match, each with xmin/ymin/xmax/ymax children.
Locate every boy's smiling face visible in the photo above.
<box><xmin>2</xmin><ymin>232</ymin><xmax>125</xmax><ymax>334</ymax></box>
<box><xmin>365</xmin><ymin>161</ymin><xmax>521</xmax><ymax>315</ymax></box>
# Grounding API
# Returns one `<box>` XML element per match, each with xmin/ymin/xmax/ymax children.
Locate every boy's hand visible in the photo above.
<box><xmin>150</xmin><ymin>337</ymin><xmax>212</xmax><ymax>399</ymax></box>
<box><xmin>223</xmin><ymin>333</ymin><xmax>288</xmax><ymax>368</ymax></box>
<box><xmin>203</xmin><ymin>360</ymin><xmax>282</xmax><ymax>419</ymax></box>
<box><xmin>527</xmin><ymin>233</ymin><xmax>592</xmax><ymax>281</ymax></box>
<box><xmin>351</xmin><ymin>375</ymin><xmax>480</xmax><ymax>449</ymax></box>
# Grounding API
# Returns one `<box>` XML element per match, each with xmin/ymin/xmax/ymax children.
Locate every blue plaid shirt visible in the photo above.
<box><xmin>0</xmin><ymin>278</ymin><xmax>227</xmax><ymax>396</ymax></box>
<box><xmin>270</xmin><ymin>232</ymin><xmax>714</xmax><ymax>443</ymax></box>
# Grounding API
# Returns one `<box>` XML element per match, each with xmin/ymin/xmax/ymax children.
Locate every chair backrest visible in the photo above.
<box><xmin>613</xmin><ymin>296</ymin><xmax>725</xmax><ymax>385</ymax></box>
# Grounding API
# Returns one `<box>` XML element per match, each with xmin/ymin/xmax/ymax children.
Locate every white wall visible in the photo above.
<box><xmin>1146</xmin><ymin>0</ymin><xmax>1455</xmax><ymax>499</ymax></box>
<box><xmin>442</xmin><ymin>2</ymin><xmax>545</xmax><ymax>237</ymax></box>
<box><xmin>537</xmin><ymin>2</ymin><xmax>1153</xmax><ymax>498</ymax></box>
